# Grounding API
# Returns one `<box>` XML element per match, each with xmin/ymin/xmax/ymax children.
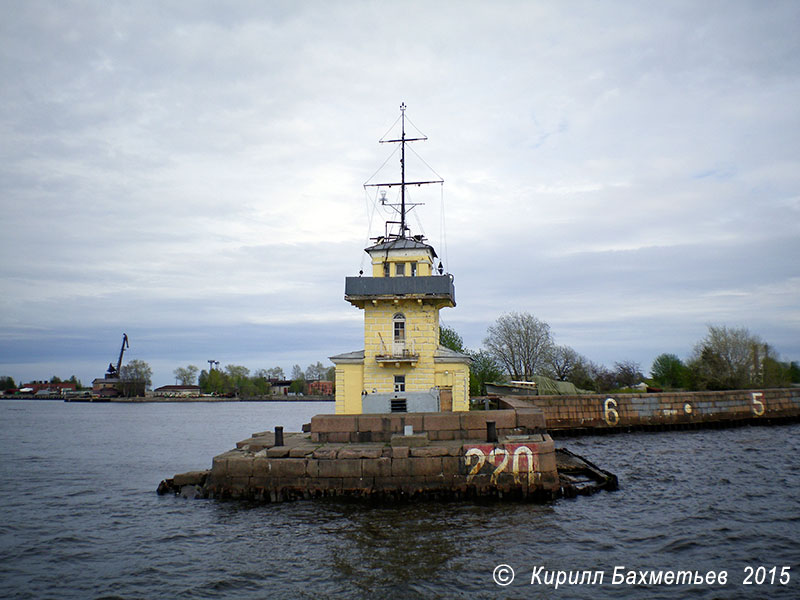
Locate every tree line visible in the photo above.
<box><xmin>0</xmin><ymin>374</ymin><xmax>84</xmax><ymax>392</ymax></box>
<box><xmin>177</xmin><ymin>361</ymin><xmax>335</xmax><ymax>396</ymax></box>
<box><xmin>442</xmin><ymin>312</ymin><xmax>800</xmax><ymax>395</ymax></box>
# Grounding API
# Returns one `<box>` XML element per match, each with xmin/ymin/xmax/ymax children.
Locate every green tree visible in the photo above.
<box><xmin>120</xmin><ymin>359</ymin><xmax>152</xmax><ymax>397</ymax></box>
<box><xmin>290</xmin><ymin>364</ymin><xmax>306</xmax><ymax>394</ymax></box>
<box><xmin>173</xmin><ymin>365</ymin><xmax>199</xmax><ymax>386</ymax></box>
<box><xmin>289</xmin><ymin>379</ymin><xmax>306</xmax><ymax>394</ymax></box>
<box><xmin>68</xmin><ymin>375</ymin><xmax>83</xmax><ymax>390</ymax></box>
<box><xmin>789</xmin><ymin>361</ymin><xmax>800</xmax><ymax>384</ymax></box>
<box><xmin>225</xmin><ymin>365</ymin><xmax>251</xmax><ymax>396</ymax></box>
<box><xmin>199</xmin><ymin>368</ymin><xmax>229</xmax><ymax>395</ymax></box>
<box><xmin>484</xmin><ymin>312</ymin><xmax>553</xmax><ymax>381</ymax></box>
<box><xmin>467</xmin><ymin>350</ymin><xmax>506</xmax><ymax>396</ymax></box>
<box><xmin>0</xmin><ymin>375</ymin><xmax>16</xmax><ymax>391</ymax></box>
<box><xmin>439</xmin><ymin>325</ymin><xmax>466</xmax><ymax>353</ymax></box>
<box><xmin>50</xmin><ymin>375</ymin><xmax>63</xmax><ymax>383</ymax></box>
<box><xmin>650</xmin><ymin>353</ymin><xmax>688</xmax><ymax>388</ymax></box>
<box><xmin>249</xmin><ymin>373</ymin><xmax>272</xmax><ymax>396</ymax></box>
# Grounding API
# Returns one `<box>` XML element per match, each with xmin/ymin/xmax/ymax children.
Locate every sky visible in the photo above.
<box><xmin>1</xmin><ymin>1</ymin><xmax>799</xmax><ymax>388</ymax></box>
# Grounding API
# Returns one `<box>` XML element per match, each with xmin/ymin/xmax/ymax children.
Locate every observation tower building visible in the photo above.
<box><xmin>330</xmin><ymin>104</ymin><xmax>470</xmax><ymax>414</ymax></box>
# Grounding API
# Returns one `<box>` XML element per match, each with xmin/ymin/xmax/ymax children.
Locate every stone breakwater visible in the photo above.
<box><xmin>499</xmin><ymin>388</ymin><xmax>800</xmax><ymax>435</ymax></box>
<box><xmin>157</xmin><ymin>408</ymin><xmax>617</xmax><ymax>502</ymax></box>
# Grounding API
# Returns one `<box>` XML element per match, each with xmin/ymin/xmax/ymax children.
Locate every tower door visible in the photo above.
<box><xmin>439</xmin><ymin>387</ymin><xmax>453</xmax><ymax>411</ymax></box>
<box><xmin>392</xmin><ymin>313</ymin><xmax>406</xmax><ymax>355</ymax></box>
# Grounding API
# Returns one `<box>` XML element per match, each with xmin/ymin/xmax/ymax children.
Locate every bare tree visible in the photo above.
<box><xmin>688</xmin><ymin>325</ymin><xmax>762</xmax><ymax>390</ymax></box>
<box><xmin>173</xmin><ymin>365</ymin><xmax>199</xmax><ymax>386</ymax></box>
<box><xmin>613</xmin><ymin>360</ymin><xmax>643</xmax><ymax>388</ymax></box>
<box><xmin>545</xmin><ymin>345</ymin><xmax>582</xmax><ymax>381</ymax></box>
<box><xmin>484</xmin><ymin>312</ymin><xmax>553</xmax><ymax>381</ymax></box>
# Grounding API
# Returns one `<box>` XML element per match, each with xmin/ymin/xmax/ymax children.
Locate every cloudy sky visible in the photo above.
<box><xmin>1</xmin><ymin>1</ymin><xmax>798</xmax><ymax>388</ymax></box>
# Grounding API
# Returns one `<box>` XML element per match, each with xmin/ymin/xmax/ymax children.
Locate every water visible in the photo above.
<box><xmin>1</xmin><ymin>400</ymin><xmax>797</xmax><ymax>599</ymax></box>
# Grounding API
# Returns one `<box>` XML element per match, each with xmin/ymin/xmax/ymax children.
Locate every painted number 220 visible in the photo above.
<box><xmin>465</xmin><ymin>446</ymin><xmax>538</xmax><ymax>484</ymax></box>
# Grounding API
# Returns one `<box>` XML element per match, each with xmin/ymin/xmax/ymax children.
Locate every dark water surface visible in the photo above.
<box><xmin>1</xmin><ymin>400</ymin><xmax>797</xmax><ymax>599</ymax></box>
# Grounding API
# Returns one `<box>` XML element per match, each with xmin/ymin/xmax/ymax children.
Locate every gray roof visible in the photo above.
<box><xmin>329</xmin><ymin>349</ymin><xmax>365</xmax><ymax>363</ymax></box>
<box><xmin>433</xmin><ymin>345</ymin><xmax>472</xmax><ymax>364</ymax></box>
<box><xmin>366</xmin><ymin>237</ymin><xmax>437</xmax><ymax>257</ymax></box>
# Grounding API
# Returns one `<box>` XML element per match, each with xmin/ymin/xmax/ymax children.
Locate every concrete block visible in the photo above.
<box><xmin>172</xmin><ymin>471</ymin><xmax>208</xmax><ymax>487</ymax></box>
<box><xmin>311</xmin><ymin>415</ymin><xmax>357</xmax><ymax>433</ymax></box>
<box><xmin>515</xmin><ymin>408</ymin><xmax>546</xmax><ymax>431</ymax></box>
<box><xmin>462</xmin><ymin>410</ymin><xmax>516</xmax><ymax>430</ymax></box>
<box><xmin>391</xmin><ymin>433</ymin><xmax>428</xmax><ymax>447</ymax></box>
<box><xmin>338</xmin><ymin>447</ymin><xmax>382</xmax><ymax>459</ymax></box>
<box><xmin>423</xmin><ymin>412</ymin><xmax>461</xmax><ymax>432</ymax></box>
<box><xmin>319</xmin><ymin>458</ymin><xmax>362</xmax><ymax>479</ymax></box>
<box><xmin>362</xmin><ymin>457</ymin><xmax>392</xmax><ymax>478</ymax></box>
<box><xmin>410</xmin><ymin>446</ymin><xmax>450</xmax><ymax>457</ymax></box>
<box><xmin>312</xmin><ymin>448</ymin><xmax>338</xmax><ymax>460</ymax></box>
<box><xmin>357</xmin><ymin>415</ymin><xmax>390</xmax><ymax>433</ymax></box>
<box><xmin>441</xmin><ymin>456</ymin><xmax>461</xmax><ymax>475</ymax></box>
<box><xmin>391</xmin><ymin>457</ymin><xmax>411</xmax><ymax>477</ymax></box>
<box><xmin>400</xmin><ymin>413</ymin><xmax>425</xmax><ymax>432</ymax></box>
<box><xmin>226</xmin><ymin>455</ymin><xmax>253</xmax><ymax>477</ymax></box>
<box><xmin>410</xmin><ymin>457</ymin><xmax>443</xmax><ymax>477</ymax></box>
<box><xmin>391</xmin><ymin>446</ymin><xmax>409</xmax><ymax>459</ymax></box>
<box><xmin>270</xmin><ymin>459</ymin><xmax>307</xmax><ymax>478</ymax></box>
<box><xmin>266</xmin><ymin>446</ymin><xmax>290</xmax><ymax>458</ymax></box>
<box><xmin>252</xmin><ymin>457</ymin><xmax>270</xmax><ymax>477</ymax></box>
<box><xmin>322</xmin><ymin>432</ymin><xmax>351</xmax><ymax>444</ymax></box>
<box><xmin>289</xmin><ymin>447</ymin><xmax>313</xmax><ymax>458</ymax></box>
<box><xmin>305</xmin><ymin>459</ymin><xmax>320</xmax><ymax>478</ymax></box>
<box><xmin>538</xmin><ymin>451</ymin><xmax>556</xmax><ymax>474</ymax></box>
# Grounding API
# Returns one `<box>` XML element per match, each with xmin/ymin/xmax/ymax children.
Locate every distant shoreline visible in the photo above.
<box><xmin>111</xmin><ymin>396</ymin><xmax>334</xmax><ymax>403</ymax></box>
<box><xmin>3</xmin><ymin>396</ymin><xmax>334</xmax><ymax>403</ymax></box>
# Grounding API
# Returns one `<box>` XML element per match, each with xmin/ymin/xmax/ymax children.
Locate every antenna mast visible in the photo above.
<box><xmin>364</xmin><ymin>103</ymin><xmax>443</xmax><ymax>240</ymax></box>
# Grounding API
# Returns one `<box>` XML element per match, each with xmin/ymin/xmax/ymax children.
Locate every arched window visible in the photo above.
<box><xmin>393</xmin><ymin>313</ymin><xmax>405</xmax><ymax>343</ymax></box>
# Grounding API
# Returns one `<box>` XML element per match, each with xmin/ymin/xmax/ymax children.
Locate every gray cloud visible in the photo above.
<box><xmin>2</xmin><ymin>1</ymin><xmax>799</xmax><ymax>386</ymax></box>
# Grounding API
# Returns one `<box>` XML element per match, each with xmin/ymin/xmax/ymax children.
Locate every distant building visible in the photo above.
<box><xmin>23</xmin><ymin>381</ymin><xmax>77</xmax><ymax>395</ymax></box>
<box><xmin>307</xmin><ymin>380</ymin><xmax>334</xmax><ymax>396</ymax></box>
<box><xmin>153</xmin><ymin>385</ymin><xmax>201</xmax><ymax>398</ymax></box>
<box><xmin>92</xmin><ymin>377</ymin><xmax>120</xmax><ymax>397</ymax></box>
<box><xmin>269</xmin><ymin>379</ymin><xmax>292</xmax><ymax>395</ymax></box>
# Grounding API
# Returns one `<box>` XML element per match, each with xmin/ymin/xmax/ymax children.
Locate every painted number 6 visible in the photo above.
<box><xmin>603</xmin><ymin>397</ymin><xmax>619</xmax><ymax>426</ymax></box>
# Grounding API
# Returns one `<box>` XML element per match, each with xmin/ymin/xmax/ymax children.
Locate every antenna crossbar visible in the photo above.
<box><xmin>364</xmin><ymin>179</ymin><xmax>443</xmax><ymax>188</ymax></box>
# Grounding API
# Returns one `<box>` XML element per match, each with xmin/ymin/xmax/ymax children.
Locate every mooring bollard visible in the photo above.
<box><xmin>274</xmin><ymin>426</ymin><xmax>284</xmax><ymax>447</ymax></box>
<box><xmin>486</xmin><ymin>420</ymin><xmax>497</xmax><ymax>443</ymax></box>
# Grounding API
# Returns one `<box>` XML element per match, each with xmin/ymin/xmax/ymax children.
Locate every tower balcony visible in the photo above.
<box><xmin>345</xmin><ymin>274</ymin><xmax>456</xmax><ymax>307</ymax></box>
<box><xmin>374</xmin><ymin>348</ymin><xmax>420</xmax><ymax>367</ymax></box>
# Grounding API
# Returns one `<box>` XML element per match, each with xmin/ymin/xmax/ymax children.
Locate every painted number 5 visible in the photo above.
<box><xmin>750</xmin><ymin>392</ymin><xmax>765</xmax><ymax>416</ymax></box>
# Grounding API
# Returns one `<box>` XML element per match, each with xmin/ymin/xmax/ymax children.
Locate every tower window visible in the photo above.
<box><xmin>393</xmin><ymin>313</ymin><xmax>405</xmax><ymax>343</ymax></box>
<box><xmin>410</xmin><ymin>262</ymin><xmax>417</xmax><ymax>276</ymax></box>
<box><xmin>395</xmin><ymin>262</ymin><xmax>405</xmax><ymax>276</ymax></box>
<box><xmin>394</xmin><ymin>375</ymin><xmax>405</xmax><ymax>392</ymax></box>
<box><xmin>383</xmin><ymin>262</ymin><xmax>390</xmax><ymax>277</ymax></box>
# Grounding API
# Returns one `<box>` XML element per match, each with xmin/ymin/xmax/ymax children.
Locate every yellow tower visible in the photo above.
<box><xmin>330</xmin><ymin>104</ymin><xmax>470</xmax><ymax>415</ymax></box>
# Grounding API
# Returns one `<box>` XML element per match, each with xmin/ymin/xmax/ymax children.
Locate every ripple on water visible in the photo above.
<box><xmin>1</xmin><ymin>403</ymin><xmax>798</xmax><ymax>600</ymax></box>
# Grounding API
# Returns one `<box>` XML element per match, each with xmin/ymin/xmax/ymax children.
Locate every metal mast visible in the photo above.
<box><xmin>364</xmin><ymin>103</ymin><xmax>443</xmax><ymax>240</ymax></box>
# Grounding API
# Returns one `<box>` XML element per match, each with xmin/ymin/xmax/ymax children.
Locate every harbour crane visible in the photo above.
<box><xmin>106</xmin><ymin>333</ymin><xmax>129</xmax><ymax>378</ymax></box>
